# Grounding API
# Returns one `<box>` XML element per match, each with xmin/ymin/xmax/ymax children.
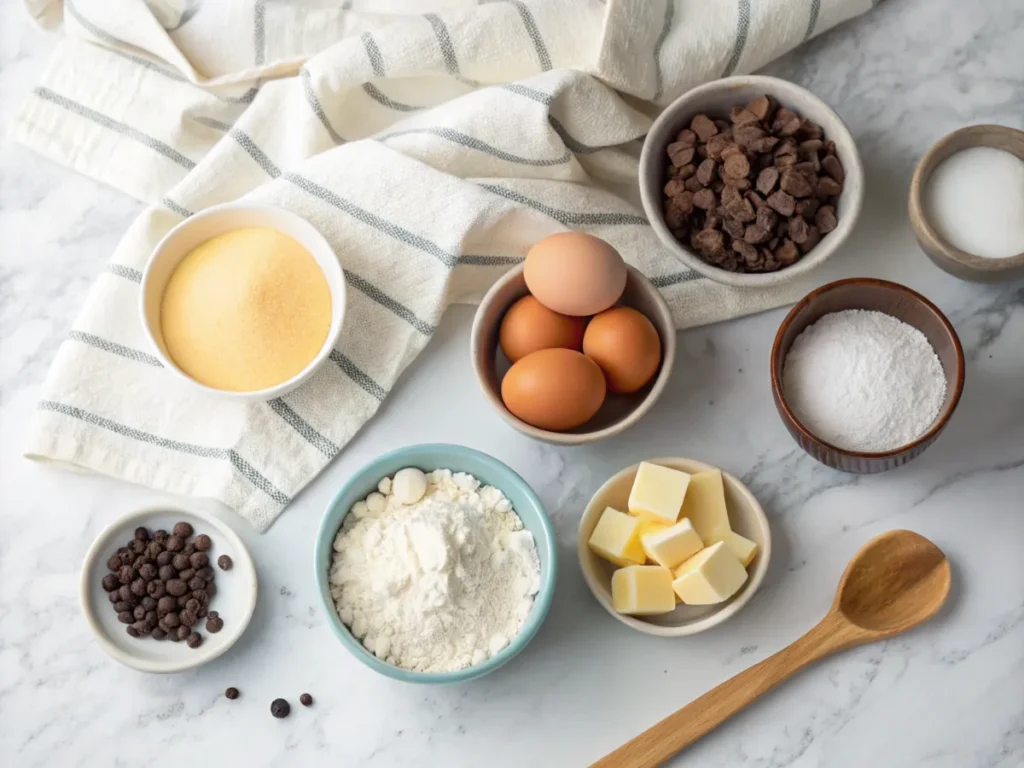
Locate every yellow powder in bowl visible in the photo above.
<box><xmin>160</xmin><ymin>227</ymin><xmax>332</xmax><ymax>392</ymax></box>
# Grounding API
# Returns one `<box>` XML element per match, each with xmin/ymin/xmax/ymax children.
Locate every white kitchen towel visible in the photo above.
<box><xmin>13</xmin><ymin>0</ymin><xmax>873</xmax><ymax>531</ymax></box>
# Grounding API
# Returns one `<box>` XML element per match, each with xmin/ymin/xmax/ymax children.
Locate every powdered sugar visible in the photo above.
<box><xmin>329</xmin><ymin>469</ymin><xmax>540</xmax><ymax>673</ymax></box>
<box><xmin>783</xmin><ymin>310</ymin><xmax>946</xmax><ymax>452</ymax></box>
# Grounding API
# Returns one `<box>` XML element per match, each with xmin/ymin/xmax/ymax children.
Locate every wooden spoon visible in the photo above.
<box><xmin>592</xmin><ymin>530</ymin><xmax>951</xmax><ymax>768</ymax></box>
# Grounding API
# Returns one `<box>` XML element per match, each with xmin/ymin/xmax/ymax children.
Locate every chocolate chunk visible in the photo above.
<box><xmin>723</xmin><ymin>218</ymin><xmax>746</xmax><ymax>240</ymax></box>
<box><xmin>667</xmin><ymin>142</ymin><xmax>696</xmax><ymax>168</ymax></box>
<box><xmin>692</xmin><ymin>188</ymin><xmax>717</xmax><ymax>210</ymax></box>
<box><xmin>798</xmin><ymin>139</ymin><xmax>823</xmax><ymax>155</ymax></box>
<box><xmin>795</xmin><ymin>198</ymin><xmax>821</xmax><ymax>219</ymax></box>
<box><xmin>695</xmin><ymin>159</ymin><xmax>717</xmax><ymax>186</ymax></box>
<box><xmin>775</xmin><ymin>239</ymin><xmax>800</xmax><ymax>266</ymax></box>
<box><xmin>771</xmin><ymin>107</ymin><xmax>802</xmax><ymax>136</ymax></box>
<box><xmin>226</xmin><ymin>687</ymin><xmax>240</xmax><ymax>700</ymax></box>
<box><xmin>799</xmin><ymin>225</ymin><xmax>822</xmax><ymax>253</ymax></box>
<box><xmin>746</xmin><ymin>95</ymin><xmax>774</xmax><ymax>122</ymax></box>
<box><xmin>705</xmin><ymin>135</ymin><xmax>732</xmax><ymax>160</ymax></box>
<box><xmin>723</xmin><ymin>153</ymin><xmax>750</xmax><ymax>179</ymax></box>
<box><xmin>745</xmin><ymin>190</ymin><xmax>769</xmax><ymax>210</ymax></box>
<box><xmin>780</xmin><ymin>170</ymin><xmax>814</xmax><ymax>198</ymax></box>
<box><xmin>744</xmin><ymin>224</ymin><xmax>771</xmax><ymax>244</ymax></box>
<box><xmin>684</xmin><ymin>175</ymin><xmax>703</xmax><ymax>193</ymax></box>
<box><xmin>766</xmin><ymin>190</ymin><xmax>796</xmax><ymax>217</ymax></box>
<box><xmin>815</xmin><ymin>205</ymin><xmax>838</xmax><ymax>233</ymax></box>
<box><xmin>690</xmin><ymin>114</ymin><xmax>718</xmax><ymax>142</ymax></box>
<box><xmin>733</xmin><ymin>239</ymin><xmax>761</xmax><ymax>267</ymax></box>
<box><xmin>788</xmin><ymin>216</ymin><xmax>810</xmax><ymax>244</ymax></box>
<box><xmin>755</xmin><ymin>167</ymin><xmax>779</xmax><ymax>195</ymax></box>
<box><xmin>755</xmin><ymin>205</ymin><xmax>777</xmax><ymax>232</ymax></box>
<box><xmin>816</xmin><ymin>176</ymin><xmax>843</xmax><ymax>197</ymax></box>
<box><xmin>821</xmin><ymin>154</ymin><xmax>845</xmax><ymax>183</ymax></box>
<box><xmin>693</xmin><ymin>228</ymin><xmax>725</xmax><ymax>254</ymax></box>
<box><xmin>747</xmin><ymin>135</ymin><xmax>780</xmax><ymax>154</ymax></box>
<box><xmin>664</xmin><ymin>179</ymin><xmax>687</xmax><ymax>199</ymax></box>
<box><xmin>720</xmin><ymin>184</ymin><xmax>743</xmax><ymax>209</ymax></box>
<box><xmin>797</xmin><ymin>118</ymin><xmax>823</xmax><ymax>139</ymax></box>
<box><xmin>675</xmin><ymin>128</ymin><xmax>697</xmax><ymax>147</ymax></box>
<box><xmin>271</xmin><ymin>699</ymin><xmax>291</xmax><ymax>719</ymax></box>
<box><xmin>729</xmin><ymin>106</ymin><xmax>760</xmax><ymax>126</ymax></box>
<box><xmin>733</xmin><ymin>124</ymin><xmax>766</xmax><ymax>150</ymax></box>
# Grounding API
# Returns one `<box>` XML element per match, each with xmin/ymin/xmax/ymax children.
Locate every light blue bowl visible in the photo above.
<box><xmin>314</xmin><ymin>444</ymin><xmax>557</xmax><ymax>684</ymax></box>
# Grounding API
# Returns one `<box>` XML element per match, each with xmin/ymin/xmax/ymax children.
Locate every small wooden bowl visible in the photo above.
<box><xmin>470</xmin><ymin>265</ymin><xmax>676</xmax><ymax>445</ymax></box>
<box><xmin>577</xmin><ymin>457</ymin><xmax>771</xmax><ymax>637</ymax></box>
<box><xmin>770</xmin><ymin>278</ymin><xmax>965</xmax><ymax>473</ymax></box>
<box><xmin>909</xmin><ymin>124</ymin><xmax>1024</xmax><ymax>282</ymax></box>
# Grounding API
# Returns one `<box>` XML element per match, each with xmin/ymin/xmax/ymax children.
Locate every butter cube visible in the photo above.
<box><xmin>722</xmin><ymin>530</ymin><xmax>759</xmax><ymax>567</ymax></box>
<box><xmin>640</xmin><ymin>518</ymin><xmax>704</xmax><ymax>569</ymax></box>
<box><xmin>672</xmin><ymin>542</ymin><xmax>748</xmax><ymax>605</ymax></box>
<box><xmin>636</xmin><ymin>516</ymin><xmax>668</xmax><ymax>539</ymax></box>
<box><xmin>612</xmin><ymin>565</ymin><xmax>676</xmax><ymax>615</ymax></box>
<box><xmin>628</xmin><ymin>462</ymin><xmax>691</xmax><ymax>525</ymax></box>
<box><xmin>679</xmin><ymin>470</ymin><xmax>732</xmax><ymax>545</ymax></box>
<box><xmin>588</xmin><ymin>507</ymin><xmax>645</xmax><ymax>567</ymax></box>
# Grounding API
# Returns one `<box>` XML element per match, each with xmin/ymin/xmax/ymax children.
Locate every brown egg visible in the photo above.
<box><xmin>524</xmin><ymin>232</ymin><xmax>627</xmax><ymax>317</ymax></box>
<box><xmin>501</xmin><ymin>348</ymin><xmax>606</xmax><ymax>431</ymax></box>
<box><xmin>582</xmin><ymin>307</ymin><xmax>662</xmax><ymax>394</ymax></box>
<box><xmin>499</xmin><ymin>295</ymin><xmax>588</xmax><ymax>363</ymax></box>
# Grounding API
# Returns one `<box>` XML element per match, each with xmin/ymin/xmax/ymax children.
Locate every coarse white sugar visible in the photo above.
<box><xmin>783</xmin><ymin>310</ymin><xmax>946</xmax><ymax>452</ymax></box>
<box><xmin>925</xmin><ymin>146</ymin><xmax>1024</xmax><ymax>259</ymax></box>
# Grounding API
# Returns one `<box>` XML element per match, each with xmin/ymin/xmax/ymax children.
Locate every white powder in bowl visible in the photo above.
<box><xmin>329</xmin><ymin>468</ymin><xmax>541</xmax><ymax>673</ymax></box>
<box><xmin>783</xmin><ymin>310</ymin><xmax>947</xmax><ymax>452</ymax></box>
<box><xmin>925</xmin><ymin>146</ymin><xmax>1024</xmax><ymax>259</ymax></box>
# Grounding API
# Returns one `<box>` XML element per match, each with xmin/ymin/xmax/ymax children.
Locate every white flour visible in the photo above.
<box><xmin>783</xmin><ymin>310</ymin><xmax>947</xmax><ymax>452</ymax></box>
<box><xmin>330</xmin><ymin>469</ymin><xmax>541</xmax><ymax>673</ymax></box>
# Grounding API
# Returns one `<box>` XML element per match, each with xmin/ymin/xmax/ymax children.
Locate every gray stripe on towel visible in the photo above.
<box><xmin>37</xmin><ymin>400</ymin><xmax>290</xmax><ymax>505</ymax></box>
<box><xmin>344</xmin><ymin>272</ymin><xmax>436</xmax><ymax>336</ymax></box>
<box><xmin>285</xmin><ymin>173</ymin><xmax>459</xmax><ymax>267</ymax></box>
<box><xmin>267</xmin><ymin>399</ymin><xmax>340</xmax><ymax>458</ymax></box>
<box><xmin>229</xmin><ymin>128</ymin><xmax>281</xmax><ymax>177</ymax></box>
<box><xmin>34</xmin><ymin>88</ymin><xmax>197</xmax><ymax>170</ymax></box>
<box><xmin>649</xmin><ymin>270</ymin><xmax>703</xmax><ymax>288</ymax></box>
<box><xmin>360</xmin><ymin>32</ymin><xmax>386</xmax><ymax>77</ymax></box>
<box><xmin>499</xmin><ymin>85</ymin><xmax>615</xmax><ymax>155</ymax></box>
<box><xmin>254</xmin><ymin>0</ymin><xmax>266</xmax><ymax>65</ymax></box>
<box><xmin>193</xmin><ymin>115</ymin><xmax>233</xmax><ymax>132</ymax></box>
<box><xmin>328</xmin><ymin>350</ymin><xmax>387</xmax><ymax>401</ymax></box>
<box><xmin>381</xmin><ymin>127</ymin><xmax>570</xmax><ymax>166</ymax></box>
<box><xmin>424</xmin><ymin>14</ymin><xmax>460</xmax><ymax>74</ymax></box>
<box><xmin>479</xmin><ymin>184</ymin><xmax>649</xmax><ymax>227</ymax></box>
<box><xmin>485</xmin><ymin>1</ymin><xmax>551</xmax><ymax>71</ymax></box>
<box><xmin>362</xmin><ymin>83</ymin><xmax>422</xmax><ymax>112</ymax></box>
<box><xmin>108</xmin><ymin>264</ymin><xmax>143</xmax><ymax>283</ymax></box>
<box><xmin>721</xmin><ymin>0</ymin><xmax>752</xmax><ymax>77</ymax></box>
<box><xmin>69</xmin><ymin>331</ymin><xmax>163</xmax><ymax>367</ymax></box>
<box><xmin>803</xmin><ymin>0</ymin><xmax>821</xmax><ymax>41</ymax></box>
<box><xmin>301</xmin><ymin>69</ymin><xmax>344</xmax><ymax>144</ymax></box>
<box><xmin>161</xmin><ymin>198</ymin><xmax>194</xmax><ymax>218</ymax></box>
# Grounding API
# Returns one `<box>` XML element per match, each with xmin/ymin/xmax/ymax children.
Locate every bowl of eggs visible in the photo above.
<box><xmin>471</xmin><ymin>232</ymin><xmax>676</xmax><ymax>445</ymax></box>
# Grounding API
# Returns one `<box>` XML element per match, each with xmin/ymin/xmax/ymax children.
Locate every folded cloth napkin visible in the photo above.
<box><xmin>13</xmin><ymin>0</ymin><xmax>873</xmax><ymax>531</ymax></box>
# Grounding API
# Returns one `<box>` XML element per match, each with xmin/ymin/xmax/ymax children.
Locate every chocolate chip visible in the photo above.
<box><xmin>181</xmin><ymin>544</ymin><xmax>195</xmax><ymax>558</ymax></box>
<box><xmin>157</xmin><ymin>596</ymin><xmax>176</xmax><ymax>616</ymax></box>
<box><xmin>152</xmin><ymin>627</ymin><xmax>167</xmax><ymax>640</ymax></box>
<box><xmin>196</xmin><ymin>567</ymin><xmax>215</xmax><ymax>581</ymax></box>
<box><xmin>132</xmin><ymin>540</ymin><xmax>146</xmax><ymax>555</ymax></box>
<box><xmin>180</xmin><ymin>611</ymin><xmax>198</xmax><ymax>628</ymax></box>
<box><xmin>166</xmin><ymin>536</ymin><xmax>184</xmax><ymax>553</ymax></box>
<box><xmin>206</xmin><ymin>617</ymin><xmax>224</xmax><ymax>633</ymax></box>
<box><xmin>184</xmin><ymin>632</ymin><xmax>201</xmax><ymax>649</ymax></box>
<box><xmin>226</xmin><ymin>687</ymin><xmax>240</xmax><ymax>700</ymax></box>
<box><xmin>197</xmin><ymin>606</ymin><xmax>208</xmax><ymax>619</ymax></box>
<box><xmin>299</xmin><ymin>694</ymin><xmax>313</xmax><ymax>707</ymax></box>
<box><xmin>161</xmin><ymin>612</ymin><xmax>180</xmax><ymax>629</ymax></box>
<box><xmin>152</xmin><ymin>530</ymin><xmax>169</xmax><ymax>544</ymax></box>
<box><xmin>193</xmin><ymin>534</ymin><xmax>213</xmax><ymax>552</ymax></box>
<box><xmin>147</xmin><ymin>580</ymin><xmax>166</xmax><ymax>598</ymax></box>
<box><xmin>126</xmin><ymin>625</ymin><xmax>140</xmax><ymax>638</ymax></box>
<box><xmin>107</xmin><ymin>555</ymin><xmax>122</xmax><ymax>572</ymax></box>
<box><xmin>217</xmin><ymin>555</ymin><xmax>233</xmax><ymax>571</ymax></box>
<box><xmin>117</xmin><ymin>611</ymin><xmax>133</xmax><ymax>624</ymax></box>
<box><xmin>156</xmin><ymin>551</ymin><xmax>173</xmax><ymax>567</ymax></box>
<box><xmin>170</xmin><ymin>553</ymin><xmax>188</xmax><ymax>571</ymax></box>
<box><xmin>179</xmin><ymin>568</ymin><xmax>196</xmax><ymax>582</ymax></box>
<box><xmin>208</xmin><ymin>610</ymin><xmax>219</xmax><ymax>619</ymax></box>
<box><xmin>188</xmin><ymin>576</ymin><xmax>206</xmax><ymax>591</ymax></box>
<box><xmin>189</xmin><ymin>552</ymin><xmax>209</xmax><ymax>569</ymax></box>
<box><xmin>118</xmin><ymin>550</ymin><xmax>134</xmax><ymax>567</ymax></box>
<box><xmin>117</xmin><ymin>565</ymin><xmax>135</xmax><ymax>585</ymax></box>
<box><xmin>270</xmin><ymin>699</ymin><xmax>291</xmax><ymax>719</ymax></box>
<box><xmin>166</xmin><ymin>579</ymin><xmax>188</xmax><ymax>597</ymax></box>
<box><xmin>139</xmin><ymin>563</ymin><xmax>157</xmax><ymax>581</ymax></box>
<box><xmin>117</xmin><ymin>585</ymin><xmax>132</xmax><ymax>602</ymax></box>
<box><xmin>102</xmin><ymin>574</ymin><xmax>119</xmax><ymax>592</ymax></box>
<box><xmin>134</xmin><ymin>527</ymin><xmax>149</xmax><ymax>541</ymax></box>
<box><xmin>173</xmin><ymin>522</ymin><xmax>193</xmax><ymax>539</ymax></box>
<box><xmin>133</xmin><ymin>605</ymin><xmax>147</xmax><ymax>621</ymax></box>
<box><xmin>176</xmin><ymin>625</ymin><xmax>191</xmax><ymax>641</ymax></box>
<box><xmin>141</xmin><ymin>596</ymin><xmax>157</xmax><ymax>612</ymax></box>
<box><xmin>178</xmin><ymin>594</ymin><xmax>192</xmax><ymax>608</ymax></box>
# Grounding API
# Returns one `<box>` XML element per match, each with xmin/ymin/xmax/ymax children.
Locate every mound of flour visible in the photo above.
<box><xmin>329</xmin><ymin>469</ymin><xmax>541</xmax><ymax>673</ymax></box>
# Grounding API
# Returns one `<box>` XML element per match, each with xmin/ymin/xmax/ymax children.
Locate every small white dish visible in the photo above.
<box><xmin>578</xmin><ymin>457</ymin><xmax>771</xmax><ymax>637</ymax></box>
<box><xmin>80</xmin><ymin>503</ymin><xmax>258</xmax><ymax>673</ymax></box>
<box><xmin>140</xmin><ymin>203</ymin><xmax>346</xmax><ymax>401</ymax></box>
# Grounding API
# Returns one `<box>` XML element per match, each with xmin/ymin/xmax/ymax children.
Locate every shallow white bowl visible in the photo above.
<box><xmin>639</xmin><ymin>75</ymin><xmax>864</xmax><ymax>288</ymax></box>
<box><xmin>80</xmin><ymin>504</ymin><xmax>258</xmax><ymax>673</ymax></box>
<box><xmin>578</xmin><ymin>457</ymin><xmax>771</xmax><ymax>637</ymax></box>
<box><xmin>140</xmin><ymin>203</ymin><xmax>346</xmax><ymax>401</ymax></box>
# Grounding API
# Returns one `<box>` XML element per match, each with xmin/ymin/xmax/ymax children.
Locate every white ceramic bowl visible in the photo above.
<box><xmin>578</xmin><ymin>457</ymin><xmax>771</xmax><ymax>637</ymax></box>
<box><xmin>639</xmin><ymin>75</ymin><xmax>864</xmax><ymax>288</ymax></box>
<box><xmin>140</xmin><ymin>203</ymin><xmax>346</xmax><ymax>401</ymax></box>
<box><xmin>81</xmin><ymin>504</ymin><xmax>258</xmax><ymax>673</ymax></box>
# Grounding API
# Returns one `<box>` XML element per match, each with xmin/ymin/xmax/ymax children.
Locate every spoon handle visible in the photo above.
<box><xmin>590</xmin><ymin>616</ymin><xmax>859</xmax><ymax>768</ymax></box>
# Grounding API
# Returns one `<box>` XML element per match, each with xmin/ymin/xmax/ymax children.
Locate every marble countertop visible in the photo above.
<box><xmin>2</xmin><ymin>1</ymin><xmax>1022</xmax><ymax>766</ymax></box>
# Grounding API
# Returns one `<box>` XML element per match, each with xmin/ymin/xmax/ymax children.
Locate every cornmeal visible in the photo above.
<box><xmin>160</xmin><ymin>227</ymin><xmax>331</xmax><ymax>391</ymax></box>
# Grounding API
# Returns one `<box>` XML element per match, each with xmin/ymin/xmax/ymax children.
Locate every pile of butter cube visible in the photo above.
<box><xmin>587</xmin><ymin>462</ymin><xmax>759</xmax><ymax>615</ymax></box>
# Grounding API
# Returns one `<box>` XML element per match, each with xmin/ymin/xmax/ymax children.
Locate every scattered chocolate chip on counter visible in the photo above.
<box><xmin>217</xmin><ymin>554</ymin><xmax>233</xmax><ymax>571</ymax></box>
<box><xmin>271</xmin><ymin>698</ymin><xmax>291</xmax><ymax>719</ymax></box>
<box><xmin>101</xmin><ymin>522</ymin><xmax>229</xmax><ymax>649</ymax></box>
<box><xmin>661</xmin><ymin>94</ymin><xmax>845</xmax><ymax>273</ymax></box>
<box><xmin>225</xmin><ymin>687</ymin><xmax>240</xmax><ymax>700</ymax></box>
<box><xmin>299</xmin><ymin>693</ymin><xmax>313</xmax><ymax>707</ymax></box>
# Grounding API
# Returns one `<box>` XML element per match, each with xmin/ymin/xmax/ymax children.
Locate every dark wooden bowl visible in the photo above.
<box><xmin>909</xmin><ymin>124</ymin><xmax>1024</xmax><ymax>282</ymax></box>
<box><xmin>770</xmin><ymin>278</ymin><xmax>965</xmax><ymax>473</ymax></box>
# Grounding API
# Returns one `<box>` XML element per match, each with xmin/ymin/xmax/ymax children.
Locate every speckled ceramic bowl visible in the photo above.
<box><xmin>314</xmin><ymin>444</ymin><xmax>557</xmax><ymax>684</ymax></box>
<box><xmin>771</xmin><ymin>278</ymin><xmax>965</xmax><ymax>473</ymax></box>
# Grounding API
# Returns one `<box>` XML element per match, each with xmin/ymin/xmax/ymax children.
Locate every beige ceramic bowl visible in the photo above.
<box><xmin>639</xmin><ymin>75</ymin><xmax>864</xmax><ymax>288</ymax></box>
<box><xmin>470</xmin><ymin>264</ymin><xmax>676</xmax><ymax>445</ymax></box>
<box><xmin>909</xmin><ymin>124</ymin><xmax>1024</xmax><ymax>282</ymax></box>
<box><xmin>578</xmin><ymin>458</ymin><xmax>771</xmax><ymax>637</ymax></box>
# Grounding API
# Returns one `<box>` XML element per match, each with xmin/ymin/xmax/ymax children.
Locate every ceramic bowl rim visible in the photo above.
<box><xmin>639</xmin><ymin>74</ymin><xmax>865</xmax><ymax>288</ymax></box>
<box><xmin>770</xmin><ymin>276</ymin><xmax>966</xmax><ymax>459</ymax></box>
<box><xmin>139</xmin><ymin>202</ymin><xmax>347</xmax><ymax>402</ymax></box>
<box><xmin>470</xmin><ymin>263</ymin><xmax>677</xmax><ymax>445</ymax></box>
<box><xmin>577</xmin><ymin>457</ymin><xmax>772</xmax><ymax>637</ymax></box>
<box><xmin>313</xmin><ymin>443</ymin><xmax>558</xmax><ymax>683</ymax></box>
<box><xmin>79</xmin><ymin>503</ymin><xmax>258</xmax><ymax>673</ymax></box>
<box><xmin>908</xmin><ymin>123</ymin><xmax>1024</xmax><ymax>273</ymax></box>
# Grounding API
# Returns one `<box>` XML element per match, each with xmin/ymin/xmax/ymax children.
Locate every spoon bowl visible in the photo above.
<box><xmin>835</xmin><ymin>530</ymin><xmax>951</xmax><ymax>633</ymax></box>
